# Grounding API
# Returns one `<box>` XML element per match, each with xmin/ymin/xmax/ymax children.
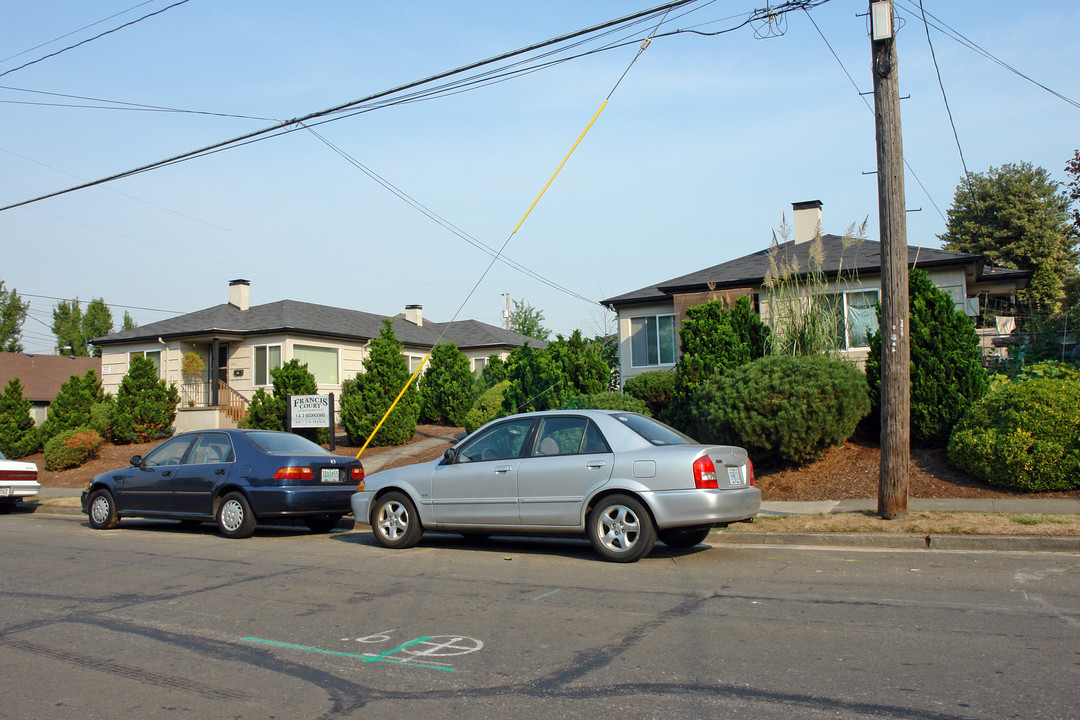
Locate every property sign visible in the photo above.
<box><xmin>290</xmin><ymin>394</ymin><xmax>331</xmax><ymax>428</ymax></box>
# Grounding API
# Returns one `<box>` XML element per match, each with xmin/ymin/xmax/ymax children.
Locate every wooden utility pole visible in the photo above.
<box><xmin>870</xmin><ymin>0</ymin><xmax>910</xmax><ymax>518</ymax></box>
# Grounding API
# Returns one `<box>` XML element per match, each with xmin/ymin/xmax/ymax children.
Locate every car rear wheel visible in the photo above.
<box><xmin>305</xmin><ymin>514</ymin><xmax>345</xmax><ymax>533</ymax></box>
<box><xmin>87</xmin><ymin>489</ymin><xmax>120</xmax><ymax>530</ymax></box>
<box><xmin>588</xmin><ymin>494</ymin><xmax>655</xmax><ymax>563</ymax></box>
<box><xmin>371</xmin><ymin>491</ymin><xmax>422</xmax><ymax>549</ymax></box>
<box><xmin>658</xmin><ymin>526</ymin><xmax>711</xmax><ymax>548</ymax></box>
<box><xmin>217</xmin><ymin>492</ymin><xmax>256</xmax><ymax>539</ymax></box>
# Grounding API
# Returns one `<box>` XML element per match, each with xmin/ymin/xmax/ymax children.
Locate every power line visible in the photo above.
<box><xmin>917</xmin><ymin>0</ymin><xmax>969</xmax><ymax>186</ymax></box>
<box><xmin>0</xmin><ymin>0</ymin><xmax>158</xmax><ymax>65</ymax></box>
<box><xmin>0</xmin><ymin>0</ymin><xmax>194</xmax><ymax>80</ymax></box>
<box><xmin>0</xmin><ymin>0</ymin><xmax>700</xmax><ymax>214</ymax></box>
<box><xmin>0</xmin><ymin>84</ymin><xmax>275</xmax><ymax>121</ymax></box>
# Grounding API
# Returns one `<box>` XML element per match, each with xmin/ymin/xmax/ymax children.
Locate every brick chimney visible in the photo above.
<box><xmin>792</xmin><ymin>200</ymin><xmax>823</xmax><ymax>245</ymax></box>
<box><xmin>405</xmin><ymin>304</ymin><xmax>423</xmax><ymax>326</ymax></box>
<box><xmin>229</xmin><ymin>279</ymin><xmax>250</xmax><ymax>311</ymax></box>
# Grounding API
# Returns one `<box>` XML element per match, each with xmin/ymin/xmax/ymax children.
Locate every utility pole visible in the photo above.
<box><xmin>870</xmin><ymin>0</ymin><xmax>909</xmax><ymax>518</ymax></box>
<box><xmin>502</xmin><ymin>293</ymin><xmax>511</xmax><ymax>331</ymax></box>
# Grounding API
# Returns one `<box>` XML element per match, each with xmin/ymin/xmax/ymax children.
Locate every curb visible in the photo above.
<box><xmin>710</xmin><ymin>531</ymin><xmax>1080</xmax><ymax>553</ymax></box>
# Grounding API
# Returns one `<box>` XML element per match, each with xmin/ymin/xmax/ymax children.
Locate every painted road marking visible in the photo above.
<box><xmin>246</xmin><ymin>633</ymin><xmax>484</xmax><ymax>672</ymax></box>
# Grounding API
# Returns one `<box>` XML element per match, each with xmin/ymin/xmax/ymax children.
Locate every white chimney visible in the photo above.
<box><xmin>792</xmin><ymin>200</ymin><xmax>823</xmax><ymax>245</ymax></box>
<box><xmin>405</xmin><ymin>304</ymin><xmax>423</xmax><ymax>326</ymax></box>
<box><xmin>229</xmin><ymin>279</ymin><xmax>250</xmax><ymax>311</ymax></box>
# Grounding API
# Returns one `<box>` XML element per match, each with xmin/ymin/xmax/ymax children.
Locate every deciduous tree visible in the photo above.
<box><xmin>0</xmin><ymin>280</ymin><xmax>29</xmax><ymax>353</ymax></box>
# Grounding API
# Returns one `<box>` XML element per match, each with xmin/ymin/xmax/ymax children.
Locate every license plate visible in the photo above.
<box><xmin>0</xmin><ymin>487</ymin><xmax>9</xmax><ymax>497</ymax></box>
<box><xmin>320</xmin><ymin>468</ymin><xmax>341</xmax><ymax>483</ymax></box>
<box><xmin>727</xmin><ymin>467</ymin><xmax>745</xmax><ymax>486</ymax></box>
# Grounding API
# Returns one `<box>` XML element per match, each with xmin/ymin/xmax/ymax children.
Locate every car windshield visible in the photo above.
<box><xmin>247</xmin><ymin>431</ymin><xmax>330</xmax><ymax>455</ymax></box>
<box><xmin>611</xmin><ymin>413</ymin><xmax>697</xmax><ymax>446</ymax></box>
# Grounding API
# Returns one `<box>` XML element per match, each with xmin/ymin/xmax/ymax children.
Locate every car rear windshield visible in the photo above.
<box><xmin>611</xmin><ymin>413</ymin><xmax>697</xmax><ymax>446</ymax></box>
<box><xmin>247</xmin><ymin>431</ymin><xmax>330</xmax><ymax>455</ymax></box>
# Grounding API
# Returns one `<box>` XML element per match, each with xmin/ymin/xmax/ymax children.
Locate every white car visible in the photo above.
<box><xmin>0</xmin><ymin>450</ymin><xmax>41</xmax><ymax>513</ymax></box>
<box><xmin>352</xmin><ymin>410</ymin><xmax>760</xmax><ymax>562</ymax></box>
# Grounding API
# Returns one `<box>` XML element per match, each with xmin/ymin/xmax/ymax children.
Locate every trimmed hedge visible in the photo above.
<box><xmin>689</xmin><ymin>355</ymin><xmax>870</xmax><ymax>466</ymax></box>
<box><xmin>947</xmin><ymin>376</ymin><xmax>1080</xmax><ymax>492</ymax></box>
<box><xmin>43</xmin><ymin>427</ymin><xmax>103</xmax><ymax>471</ymax></box>
<box><xmin>623</xmin><ymin>371</ymin><xmax>676</xmax><ymax>418</ymax></box>
<box><xmin>559</xmin><ymin>393</ymin><xmax>649</xmax><ymax>415</ymax></box>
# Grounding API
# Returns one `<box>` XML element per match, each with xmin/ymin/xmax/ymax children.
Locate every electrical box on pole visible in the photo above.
<box><xmin>870</xmin><ymin>0</ymin><xmax>910</xmax><ymax>518</ymax></box>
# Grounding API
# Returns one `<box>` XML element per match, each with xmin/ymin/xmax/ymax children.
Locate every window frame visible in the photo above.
<box><xmin>292</xmin><ymin>344</ymin><xmax>339</xmax><ymax>385</ymax></box>
<box><xmin>829</xmin><ymin>289</ymin><xmax>880</xmax><ymax>350</ymax></box>
<box><xmin>253</xmin><ymin>344</ymin><xmax>282</xmax><ymax>387</ymax></box>
<box><xmin>629</xmin><ymin>313</ymin><xmax>677</xmax><ymax>368</ymax></box>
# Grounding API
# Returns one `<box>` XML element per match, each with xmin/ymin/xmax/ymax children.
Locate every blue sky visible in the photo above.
<box><xmin>2</xmin><ymin>0</ymin><xmax>1078</xmax><ymax>353</ymax></box>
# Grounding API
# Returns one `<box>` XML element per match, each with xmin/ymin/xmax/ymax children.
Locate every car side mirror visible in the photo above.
<box><xmin>443</xmin><ymin>447</ymin><xmax>458</xmax><ymax>464</ymax></box>
<box><xmin>130</xmin><ymin>455</ymin><xmax>143</xmax><ymax>467</ymax></box>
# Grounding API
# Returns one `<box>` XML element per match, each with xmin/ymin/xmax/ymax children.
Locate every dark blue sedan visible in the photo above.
<box><xmin>81</xmin><ymin>429</ymin><xmax>364</xmax><ymax>538</ymax></box>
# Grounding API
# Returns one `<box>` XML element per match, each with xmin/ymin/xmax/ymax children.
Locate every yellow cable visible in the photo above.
<box><xmin>356</xmin><ymin>349</ymin><xmax>431</xmax><ymax>458</ymax></box>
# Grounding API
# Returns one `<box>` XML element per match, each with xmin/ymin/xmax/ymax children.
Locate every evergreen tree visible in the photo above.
<box><xmin>40</xmin><ymin>369</ymin><xmax>104</xmax><ymax>444</ymax></box>
<box><xmin>546</xmin><ymin>330</ymin><xmax>609</xmax><ymax>398</ymax></box>
<box><xmin>0</xmin><ymin>280</ymin><xmax>29</xmax><ymax>353</ymax></box>
<box><xmin>509</xmin><ymin>299</ymin><xmax>550</xmax><ymax>341</ymax></box>
<box><xmin>112</xmin><ymin>355</ymin><xmax>180</xmax><ymax>443</ymax></box>
<box><xmin>0</xmin><ymin>378</ymin><xmax>41</xmax><ymax>458</ymax></box>
<box><xmin>502</xmin><ymin>344</ymin><xmax>567</xmax><ymax>413</ymax></box>
<box><xmin>419</xmin><ymin>343</ymin><xmax>475</xmax><ymax>427</ymax></box>
<box><xmin>940</xmin><ymin>162</ymin><xmax>1078</xmax><ymax>311</ymax></box>
<box><xmin>51</xmin><ymin>297</ymin><xmax>115</xmax><ymax>356</ymax></box>
<box><xmin>476</xmin><ymin>354</ymin><xmax>507</xmax><ymax>392</ymax></box>
<box><xmin>340</xmin><ymin>319</ymin><xmax>419</xmax><ymax>446</ymax></box>
<box><xmin>865</xmin><ymin>269</ymin><xmax>989</xmax><ymax>447</ymax></box>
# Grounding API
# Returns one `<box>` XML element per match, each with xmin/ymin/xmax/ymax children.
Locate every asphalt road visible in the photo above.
<box><xmin>2</xmin><ymin>513</ymin><xmax>1078</xmax><ymax>720</ymax></box>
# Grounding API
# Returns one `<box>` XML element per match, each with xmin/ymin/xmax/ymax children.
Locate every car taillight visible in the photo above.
<box><xmin>351</xmin><ymin>466</ymin><xmax>365</xmax><ymax>482</ymax></box>
<box><xmin>274</xmin><ymin>466</ymin><xmax>313</xmax><ymax>480</ymax></box>
<box><xmin>0</xmin><ymin>470</ymin><xmax>36</xmax><ymax>481</ymax></box>
<box><xmin>747</xmin><ymin>458</ymin><xmax>755</xmax><ymax>486</ymax></box>
<box><xmin>693</xmin><ymin>456</ymin><xmax>718</xmax><ymax>489</ymax></box>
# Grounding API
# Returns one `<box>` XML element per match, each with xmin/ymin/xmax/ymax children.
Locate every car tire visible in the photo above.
<box><xmin>217</xmin><ymin>492</ymin><xmax>256</xmax><ymax>539</ymax></box>
<box><xmin>370</xmin><ymin>491</ymin><xmax>422</xmax><ymax>549</ymax></box>
<box><xmin>588</xmin><ymin>494</ymin><xmax>656</xmax><ymax>563</ymax></box>
<box><xmin>304</xmin><ymin>514</ymin><xmax>344</xmax><ymax>533</ymax></box>
<box><xmin>0</xmin><ymin>500</ymin><xmax>14</xmax><ymax>515</ymax></box>
<box><xmin>658</xmin><ymin>526</ymin><xmax>711</xmax><ymax>548</ymax></box>
<box><xmin>87</xmin><ymin>489</ymin><xmax>120</xmax><ymax>530</ymax></box>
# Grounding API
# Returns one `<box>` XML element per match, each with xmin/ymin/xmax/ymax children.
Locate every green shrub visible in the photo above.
<box><xmin>0</xmin><ymin>377</ymin><xmax>41</xmax><ymax>458</ymax></box>
<box><xmin>464</xmin><ymin>381</ymin><xmax>509</xmax><ymax>433</ymax></box>
<box><xmin>44</xmin><ymin>427</ymin><xmax>103</xmax><ymax>471</ymax></box>
<box><xmin>112</xmin><ymin>355</ymin><xmax>180</xmax><ymax>444</ymax></box>
<box><xmin>559</xmin><ymin>392</ymin><xmax>649</xmax><ymax>415</ymax></box>
<box><xmin>419</xmin><ymin>343</ymin><xmax>475</xmax><ymax>427</ymax></box>
<box><xmin>947</xmin><ymin>377</ymin><xmax>1080</xmax><ymax>492</ymax></box>
<box><xmin>340</xmin><ymin>319</ymin><xmax>420</xmax><ymax>446</ymax></box>
<box><xmin>690</xmin><ymin>355</ymin><xmax>871</xmax><ymax>466</ymax></box>
<box><xmin>866</xmin><ymin>269</ymin><xmax>989</xmax><ymax>447</ymax></box>
<box><xmin>475</xmin><ymin>355</ymin><xmax>507</xmax><ymax>393</ymax></box>
<box><xmin>502</xmin><ymin>344</ymin><xmax>568</xmax><ymax>413</ymax></box>
<box><xmin>40</xmin><ymin>369</ymin><xmax>104</xmax><ymax>444</ymax></box>
<box><xmin>623</xmin><ymin>371</ymin><xmax>677</xmax><ymax>418</ymax></box>
<box><xmin>88</xmin><ymin>396</ymin><xmax>116</xmax><ymax>443</ymax></box>
<box><xmin>673</xmin><ymin>296</ymin><xmax>769</xmax><ymax>403</ymax></box>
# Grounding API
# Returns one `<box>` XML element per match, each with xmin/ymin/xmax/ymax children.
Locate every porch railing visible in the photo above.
<box><xmin>218</xmin><ymin>380</ymin><xmax>249</xmax><ymax>424</ymax></box>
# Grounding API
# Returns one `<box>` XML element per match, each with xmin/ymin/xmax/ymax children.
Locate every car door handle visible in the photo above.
<box><xmin>586</xmin><ymin>461</ymin><xmax>606</xmax><ymax>469</ymax></box>
<box><xmin>493</xmin><ymin>465</ymin><xmax>512</xmax><ymax>474</ymax></box>
<box><xmin>162</xmin><ymin>471</ymin><xmax>172</xmax><ymax>477</ymax></box>
<box><xmin>215</xmin><ymin>468</ymin><xmax>226</xmax><ymax>475</ymax></box>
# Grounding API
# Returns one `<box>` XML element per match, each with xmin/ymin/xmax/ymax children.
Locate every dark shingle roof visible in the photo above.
<box><xmin>91</xmin><ymin>300</ymin><xmax>544</xmax><ymax>351</ymax></box>
<box><xmin>602</xmin><ymin>235</ymin><xmax>994</xmax><ymax>307</ymax></box>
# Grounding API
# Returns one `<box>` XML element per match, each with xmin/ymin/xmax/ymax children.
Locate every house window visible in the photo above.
<box><xmin>129</xmin><ymin>350</ymin><xmax>161</xmax><ymax>377</ymax></box>
<box><xmin>473</xmin><ymin>357</ymin><xmax>487</xmax><ymax>374</ymax></box>
<box><xmin>630</xmin><ymin>314</ymin><xmax>676</xmax><ymax>367</ymax></box>
<box><xmin>407</xmin><ymin>355</ymin><xmax>426</xmax><ymax>375</ymax></box>
<box><xmin>831</xmin><ymin>290</ymin><xmax>879</xmax><ymax>350</ymax></box>
<box><xmin>254</xmin><ymin>345</ymin><xmax>282</xmax><ymax>386</ymax></box>
<box><xmin>293</xmin><ymin>345</ymin><xmax>339</xmax><ymax>385</ymax></box>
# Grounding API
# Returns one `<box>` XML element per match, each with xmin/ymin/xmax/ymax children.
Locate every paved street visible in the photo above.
<box><xmin>2</xmin><ymin>512</ymin><xmax>1078</xmax><ymax>719</ymax></box>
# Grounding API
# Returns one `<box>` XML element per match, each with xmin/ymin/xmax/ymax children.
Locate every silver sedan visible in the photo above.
<box><xmin>351</xmin><ymin>410</ymin><xmax>759</xmax><ymax>562</ymax></box>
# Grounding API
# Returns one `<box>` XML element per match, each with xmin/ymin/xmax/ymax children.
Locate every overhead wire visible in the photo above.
<box><xmin>0</xmin><ymin>0</ymin><xmax>194</xmax><ymax>80</ymax></box>
<box><xmin>0</xmin><ymin>0</ymin><xmax>158</xmax><ymax>64</ymax></box>
<box><xmin>0</xmin><ymin>0</ymin><xmax>701</xmax><ymax>214</ymax></box>
<box><xmin>0</xmin><ymin>84</ymin><xmax>276</xmax><ymax>121</ymax></box>
<box><xmin>916</xmin><ymin>0</ymin><xmax>970</xmax><ymax>196</ymax></box>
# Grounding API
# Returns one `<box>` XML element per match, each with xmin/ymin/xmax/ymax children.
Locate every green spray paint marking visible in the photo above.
<box><xmin>244</xmin><ymin>637</ymin><xmax>454</xmax><ymax>672</ymax></box>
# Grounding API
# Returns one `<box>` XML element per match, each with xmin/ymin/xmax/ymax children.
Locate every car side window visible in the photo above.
<box><xmin>142</xmin><ymin>436</ymin><xmax>196</xmax><ymax>467</ymax></box>
<box><xmin>186</xmin><ymin>433</ymin><xmax>235</xmax><ymax>465</ymax></box>
<box><xmin>532</xmin><ymin>417</ymin><xmax>586</xmax><ymax>456</ymax></box>
<box><xmin>581</xmin><ymin>421</ymin><xmax>611</xmax><ymax>453</ymax></box>
<box><xmin>457</xmin><ymin>420</ymin><xmax>534</xmax><ymax>462</ymax></box>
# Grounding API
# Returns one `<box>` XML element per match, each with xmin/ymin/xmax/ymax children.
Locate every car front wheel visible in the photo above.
<box><xmin>87</xmin><ymin>489</ymin><xmax>120</xmax><ymax>530</ymax></box>
<box><xmin>217</xmin><ymin>492</ymin><xmax>256</xmax><ymax>539</ymax></box>
<box><xmin>370</xmin><ymin>491</ymin><xmax>422</xmax><ymax>549</ymax></box>
<box><xmin>588</xmin><ymin>494</ymin><xmax>656</xmax><ymax>563</ymax></box>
